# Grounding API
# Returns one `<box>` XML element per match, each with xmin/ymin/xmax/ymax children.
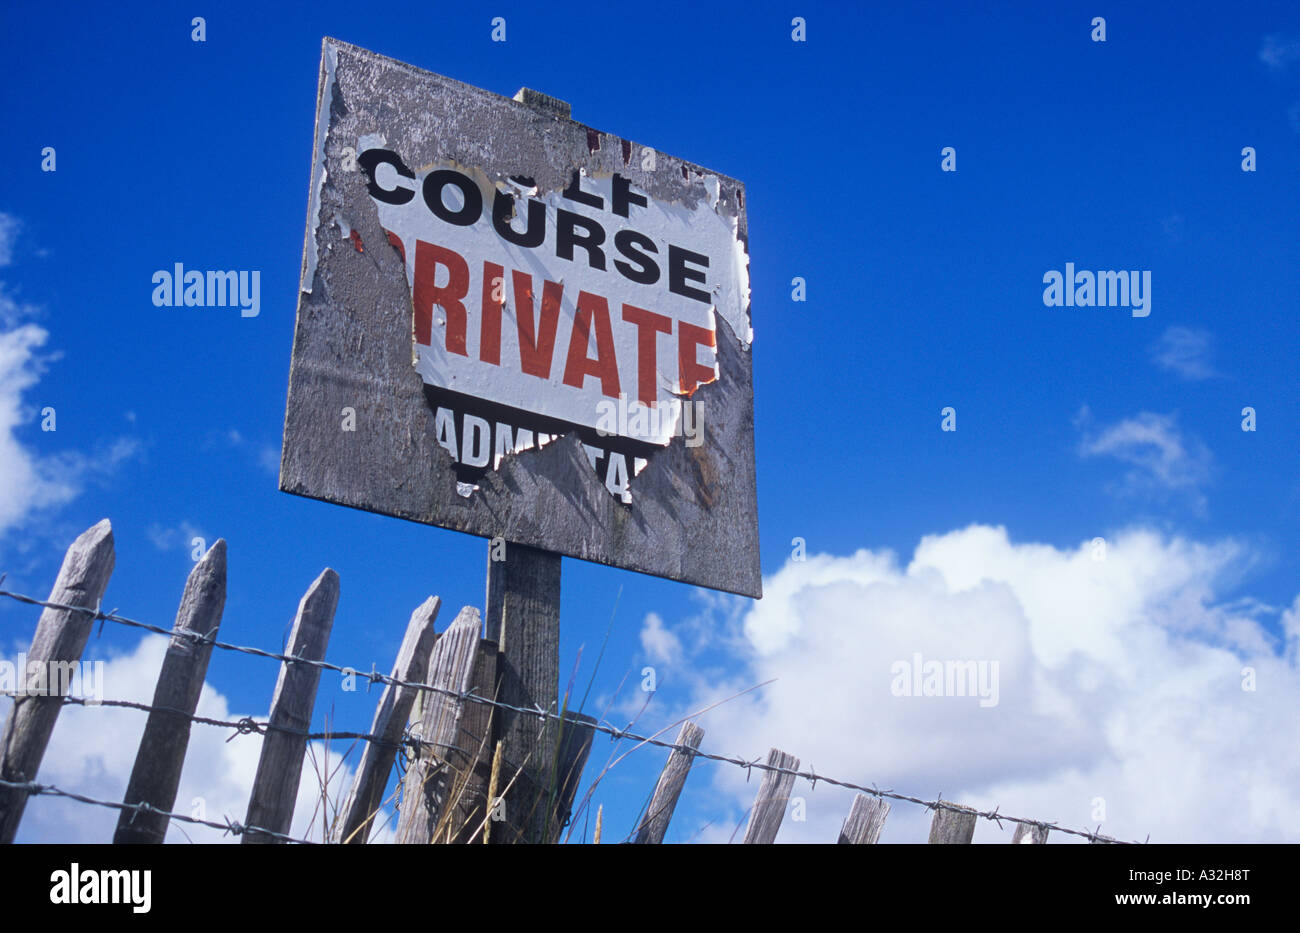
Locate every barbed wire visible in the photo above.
<box><xmin>0</xmin><ymin>689</ymin><xmax>474</xmax><ymax>760</ymax></box>
<box><xmin>0</xmin><ymin>587</ymin><xmax>1139</xmax><ymax>844</ymax></box>
<box><xmin>0</xmin><ymin>776</ymin><xmax>315</xmax><ymax>844</ymax></box>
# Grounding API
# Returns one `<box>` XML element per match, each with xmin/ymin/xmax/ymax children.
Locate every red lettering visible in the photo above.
<box><xmin>621</xmin><ymin>304</ymin><xmax>672</xmax><ymax>406</ymax></box>
<box><xmin>563</xmin><ymin>291</ymin><xmax>622</xmax><ymax>399</ymax></box>
<box><xmin>412</xmin><ymin>240</ymin><xmax>469</xmax><ymax>354</ymax></box>
<box><xmin>480</xmin><ymin>261</ymin><xmax>504</xmax><ymax>365</ymax></box>
<box><xmin>513</xmin><ymin>269</ymin><xmax>564</xmax><ymax>378</ymax></box>
<box><xmin>677</xmin><ymin>321</ymin><xmax>715</xmax><ymax>396</ymax></box>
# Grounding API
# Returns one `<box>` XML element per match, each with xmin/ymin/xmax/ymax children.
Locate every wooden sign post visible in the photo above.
<box><xmin>484</xmin><ymin>542</ymin><xmax>560</xmax><ymax>843</ymax></box>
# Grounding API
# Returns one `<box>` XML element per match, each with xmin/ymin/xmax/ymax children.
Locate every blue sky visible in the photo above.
<box><xmin>1</xmin><ymin>0</ymin><xmax>1299</xmax><ymax>843</ymax></box>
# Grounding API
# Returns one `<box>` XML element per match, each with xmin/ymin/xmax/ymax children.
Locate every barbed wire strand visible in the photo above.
<box><xmin>0</xmin><ymin>689</ymin><xmax>475</xmax><ymax>760</ymax></box>
<box><xmin>0</xmin><ymin>587</ymin><xmax>1137</xmax><ymax>844</ymax></box>
<box><xmin>0</xmin><ymin>776</ymin><xmax>314</xmax><ymax>844</ymax></box>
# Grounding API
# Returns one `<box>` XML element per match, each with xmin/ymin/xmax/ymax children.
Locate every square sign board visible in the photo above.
<box><xmin>281</xmin><ymin>39</ymin><xmax>760</xmax><ymax>597</ymax></box>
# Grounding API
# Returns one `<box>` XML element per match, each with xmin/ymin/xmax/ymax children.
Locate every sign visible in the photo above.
<box><xmin>280</xmin><ymin>39</ymin><xmax>760</xmax><ymax>597</ymax></box>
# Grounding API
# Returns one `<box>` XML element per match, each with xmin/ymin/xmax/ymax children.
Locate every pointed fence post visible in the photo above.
<box><xmin>113</xmin><ymin>540</ymin><xmax>227</xmax><ymax>844</ymax></box>
<box><xmin>742</xmin><ymin>748</ymin><xmax>799</xmax><ymax>844</ymax></box>
<box><xmin>242</xmin><ymin>569</ymin><xmax>339</xmax><ymax>844</ymax></box>
<box><xmin>633</xmin><ymin>721</ymin><xmax>704</xmax><ymax>844</ymax></box>
<box><xmin>334</xmin><ymin>596</ymin><xmax>441</xmax><ymax>844</ymax></box>
<box><xmin>0</xmin><ymin>519</ymin><xmax>115</xmax><ymax>844</ymax></box>
<box><xmin>395</xmin><ymin>607</ymin><xmax>480</xmax><ymax>843</ymax></box>
<box><xmin>443</xmin><ymin>638</ymin><xmax>498</xmax><ymax>844</ymax></box>
<box><xmin>928</xmin><ymin>801</ymin><xmax>977</xmax><ymax>843</ymax></box>
<box><xmin>838</xmin><ymin>794</ymin><xmax>890</xmax><ymax>844</ymax></box>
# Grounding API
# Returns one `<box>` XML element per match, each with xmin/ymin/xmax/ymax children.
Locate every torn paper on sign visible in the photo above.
<box><xmin>357</xmin><ymin>143</ymin><xmax>751</xmax><ymax>501</ymax></box>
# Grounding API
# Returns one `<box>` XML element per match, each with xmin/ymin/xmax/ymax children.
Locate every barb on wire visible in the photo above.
<box><xmin>0</xmin><ymin>587</ymin><xmax>1144</xmax><ymax>844</ymax></box>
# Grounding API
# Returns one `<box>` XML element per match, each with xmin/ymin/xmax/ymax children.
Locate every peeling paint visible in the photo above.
<box><xmin>333</xmin><ymin>213</ymin><xmax>365</xmax><ymax>251</ymax></box>
<box><xmin>300</xmin><ymin>41</ymin><xmax>337</xmax><ymax>295</ymax></box>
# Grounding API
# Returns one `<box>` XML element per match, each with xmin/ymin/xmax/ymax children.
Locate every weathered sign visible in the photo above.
<box><xmin>281</xmin><ymin>38</ymin><xmax>760</xmax><ymax>597</ymax></box>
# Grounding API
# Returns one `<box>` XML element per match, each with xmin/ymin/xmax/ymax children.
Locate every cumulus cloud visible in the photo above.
<box><xmin>640</xmin><ymin>612</ymin><xmax>683</xmax><ymax>664</ymax></box>
<box><xmin>1076</xmin><ymin>409</ymin><xmax>1213</xmax><ymax>512</ymax></box>
<box><xmin>0</xmin><ymin>215</ymin><xmax>139</xmax><ymax>545</ymax></box>
<box><xmin>9</xmin><ymin>635</ymin><xmax>380</xmax><ymax>843</ymax></box>
<box><xmin>653</xmin><ymin>526</ymin><xmax>1298</xmax><ymax>843</ymax></box>
<box><xmin>1150</xmin><ymin>326</ymin><xmax>1218</xmax><ymax>380</ymax></box>
<box><xmin>0</xmin><ymin>317</ymin><xmax>77</xmax><ymax>534</ymax></box>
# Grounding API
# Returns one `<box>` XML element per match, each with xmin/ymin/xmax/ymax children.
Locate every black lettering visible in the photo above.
<box><xmin>611</xmin><ymin>174</ymin><xmax>647</xmax><ymax>217</ymax></box>
<box><xmin>492</xmin><ymin>191</ymin><xmax>546</xmax><ymax>248</ymax></box>
<box><xmin>422</xmin><ymin>169</ymin><xmax>483</xmax><ymax>226</ymax></box>
<box><xmin>357</xmin><ymin>149</ymin><xmax>415</xmax><ymax>204</ymax></box>
<box><xmin>668</xmin><ymin>245</ymin><xmax>710</xmax><ymax>303</ymax></box>
<box><xmin>556</xmin><ymin>210</ymin><xmax>606</xmax><ymax>270</ymax></box>
<box><xmin>562</xmin><ymin>170</ymin><xmax>604</xmax><ymax>209</ymax></box>
<box><xmin>613</xmin><ymin>230</ymin><xmax>659</xmax><ymax>284</ymax></box>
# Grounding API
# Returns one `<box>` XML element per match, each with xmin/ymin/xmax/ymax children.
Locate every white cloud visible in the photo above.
<box><xmin>661</xmin><ymin>526</ymin><xmax>1299</xmax><ymax>843</ymax></box>
<box><xmin>0</xmin><ymin>218</ymin><xmax>139</xmax><ymax>545</ymax></box>
<box><xmin>11</xmin><ymin>635</ymin><xmax>377</xmax><ymax>843</ymax></box>
<box><xmin>0</xmin><ymin>317</ymin><xmax>78</xmax><ymax>535</ymax></box>
<box><xmin>1260</xmin><ymin>34</ymin><xmax>1300</xmax><ymax>71</ymax></box>
<box><xmin>1077</xmin><ymin>409</ymin><xmax>1212</xmax><ymax>512</ymax></box>
<box><xmin>640</xmin><ymin>612</ymin><xmax>683</xmax><ymax>664</ymax></box>
<box><xmin>1150</xmin><ymin>326</ymin><xmax>1218</xmax><ymax>380</ymax></box>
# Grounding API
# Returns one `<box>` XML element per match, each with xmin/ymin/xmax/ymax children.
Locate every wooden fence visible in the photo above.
<box><xmin>0</xmin><ymin>520</ymin><xmax>1129</xmax><ymax>845</ymax></box>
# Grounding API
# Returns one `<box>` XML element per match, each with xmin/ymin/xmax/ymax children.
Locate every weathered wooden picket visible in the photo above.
<box><xmin>0</xmin><ymin>520</ymin><xmax>1125</xmax><ymax>845</ymax></box>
